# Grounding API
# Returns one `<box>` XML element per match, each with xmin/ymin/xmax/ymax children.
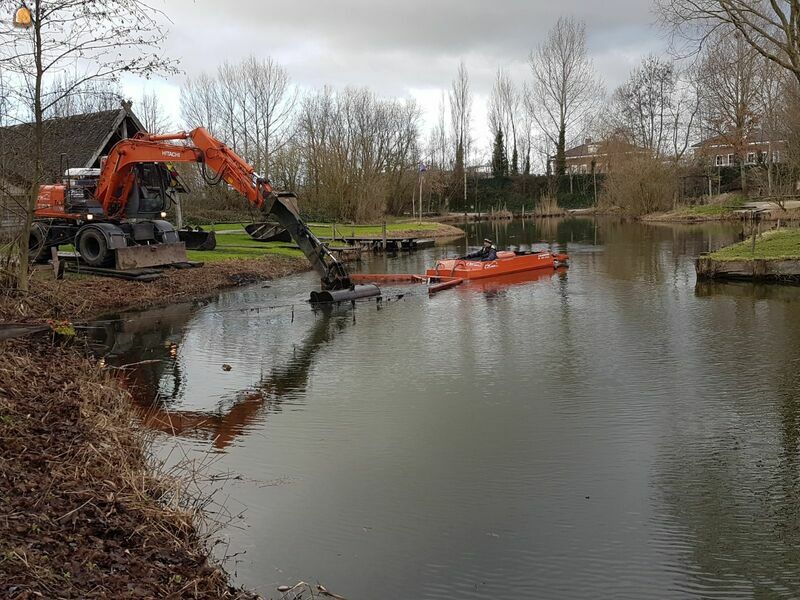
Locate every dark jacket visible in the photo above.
<box><xmin>465</xmin><ymin>246</ymin><xmax>498</xmax><ymax>262</ymax></box>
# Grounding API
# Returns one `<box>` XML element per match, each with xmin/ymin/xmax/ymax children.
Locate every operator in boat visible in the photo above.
<box><xmin>462</xmin><ymin>238</ymin><xmax>498</xmax><ymax>262</ymax></box>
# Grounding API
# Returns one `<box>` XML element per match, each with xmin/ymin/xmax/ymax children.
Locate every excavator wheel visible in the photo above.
<box><xmin>77</xmin><ymin>227</ymin><xmax>114</xmax><ymax>267</ymax></box>
<box><xmin>28</xmin><ymin>223</ymin><xmax>50</xmax><ymax>264</ymax></box>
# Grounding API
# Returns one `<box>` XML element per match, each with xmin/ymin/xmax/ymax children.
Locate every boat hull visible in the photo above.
<box><xmin>426</xmin><ymin>251</ymin><xmax>567</xmax><ymax>280</ymax></box>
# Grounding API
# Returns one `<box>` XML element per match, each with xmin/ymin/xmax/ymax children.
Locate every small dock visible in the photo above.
<box><xmin>696</xmin><ymin>256</ymin><xmax>800</xmax><ymax>282</ymax></box>
<box><xmin>319</xmin><ymin>236</ymin><xmax>435</xmax><ymax>252</ymax></box>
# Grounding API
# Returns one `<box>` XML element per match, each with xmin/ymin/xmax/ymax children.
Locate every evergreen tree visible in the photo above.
<box><xmin>491</xmin><ymin>127</ymin><xmax>509</xmax><ymax>178</ymax></box>
<box><xmin>511</xmin><ymin>146</ymin><xmax>519</xmax><ymax>175</ymax></box>
<box><xmin>523</xmin><ymin>151</ymin><xmax>531</xmax><ymax>175</ymax></box>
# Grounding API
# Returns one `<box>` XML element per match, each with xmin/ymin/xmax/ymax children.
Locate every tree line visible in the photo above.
<box><xmin>5</xmin><ymin>0</ymin><xmax>800</xmax><ymax>290</ymax></box>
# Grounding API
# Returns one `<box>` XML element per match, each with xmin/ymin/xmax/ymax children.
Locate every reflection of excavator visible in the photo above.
<box><xmin>143</xmin><ymin>308</ymin><xmax>350</xmax><ymax>449</ymax></box>
<box><xmin>32</xmin><ymin>128</ymin><xmax>378</xmax><ymax>299</ymax></box>
<box><xmin>89</xmin><ymin>304</ymin><xmax>350</xmax><ymax>450</ymax></box>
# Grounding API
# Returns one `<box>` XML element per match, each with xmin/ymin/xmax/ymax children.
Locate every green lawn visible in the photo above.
<box><xmin>709</xmin><ymin>228</ymin><xmax>800</xmax><ymax>261</ymax></box>
<box><xmin>188</xmin><ymin>221</ymin><xmax>440</xmax><ymax>262</ymax></box>
<box><xmin>188</xmin><ymin>242</ymin><xmax>303</xmax><ymax>262</ymax></box>
<box><xmin>671</xmin><ymin>195</ymin><xmax>748</xmax><ymax>218</ymax></box>
<box><xmin>207</xmin><ymin>221</ymin><xmax>438</xmax><ymax>236</ymax></box>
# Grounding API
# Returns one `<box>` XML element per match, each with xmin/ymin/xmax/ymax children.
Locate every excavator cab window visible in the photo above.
<box><xmin>127</xmin><ymin>163</ymin><xmax>171</xmax><ymax>218</ymax></box>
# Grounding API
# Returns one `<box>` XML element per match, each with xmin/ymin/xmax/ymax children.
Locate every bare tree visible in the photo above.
<box><xmin>605</xmin><ymin>55</ymin><xmax>700</xmax><ymax>162</ymax></box>
<box><xmin>657</xmin><ymin>0</ymin><xmax>800</xmax><ymax>86</ymax></box>
<box><xmin>697</xmin><ymin>30</ymin><xmax>763</xmax><ymax>192</ymax></box>
<box><xmin>425</xmin><ymin>94</ymin><xmax>452</xmax><ymax>211</ymax></box>
<box><xmin>43</xmin><ymin>75</ymin><xmax>122</xmax><ymax>119</ymax></box>
<box><xmin>758</xmin><ymin>58</ymin><xmax>792</xmax><ymax>194</ymax></box>
<box><xmin>138</xmin><ymin>90</ymin><xmax>171</xmax><ymax>134</ymax></box>
<box><xmin>449</xmin><ymin>61</ymin><xmax>472</xmax><ymax>203</ymax></box>
<box><xmin>296</xmin><ymin>87</ymin><xmax>420</xmax><ymax>221</ymax></box>
<box><xmin>181</xmin><ymin>56</ymin><xmax>295</xmax><ymax>177</ymax></box>
<box><xmin>244</xmin><ymin>56</ymin><xmax>296</xmax><ymax>176</ymax></box>
<box><xmin>0</xmin><ymin>0</ymin><xmax>175</xmax><ymax>290</ymax></box>
<box><xmin>668</xmin><ymin>66</ymin><xmax>702</xmax><ymax>162</ymax></box>
<box><xmin>528</xmin><ymin>16</ymin><xmax>603</xmax><ymax>178</ymax></box>
<box><xmin>180</xmin><ymin>73</ymin><xmax>219</xmax><ymax>138</ymax></box>
<box><xmin>608</xmin><ymin>56</ymin><xmax>675</xmax><ymax>156</ymax></box>
<box><xmin>488</xmin><ymin>69</ymin><xmax>521</xmax><ymax>173</ymax></box>
<box><xmin>0</xmin><ymin>69</ymin><xmax>9</xmax><ymax>127</ymax></box>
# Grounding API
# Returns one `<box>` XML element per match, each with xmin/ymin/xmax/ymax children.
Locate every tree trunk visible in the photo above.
<box><xmin>16</xmin><ymin>7</ymin><xmax>44</xmax><ymax>292</ymax></box>
<box><xmin>740</xmin><ymin>159</ymin><xmax>748</xmax><ymax>196</ymax></box>
<box><xmin>556</xmin><ymin>124</ymin><xmax>566</xmax><ymax>178</ymax></box>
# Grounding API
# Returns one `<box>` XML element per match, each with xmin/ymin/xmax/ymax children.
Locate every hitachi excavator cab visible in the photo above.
<box><xmin>124</xmin><ymin>163</ymin><xmax>173</xmax><ymax>219</ymax></box>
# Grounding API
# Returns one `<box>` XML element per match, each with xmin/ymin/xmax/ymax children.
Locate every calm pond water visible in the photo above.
<box><xmin>87</xmin><ymin>218</ymin><xmax>800</xmax><ymax>599</ymax></box>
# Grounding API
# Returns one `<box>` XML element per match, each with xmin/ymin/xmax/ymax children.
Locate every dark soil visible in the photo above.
<box><xmin>0</xmin><ymin>337</ymin><xmax>258</xmax><ymax>599</ymax></box>
<box><xmin>0</xmin><ymin>256</ymin><xmax>308</xmax><ymax>325</ymax></box>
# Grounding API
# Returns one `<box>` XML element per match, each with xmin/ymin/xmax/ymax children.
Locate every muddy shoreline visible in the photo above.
<box><xmin>1</xmin><ymin>255</ymin><xmax>310</xmax><ymax>326</ymax></box>
<box><xmin>0</xmin><ymin>255</ymin><xmax>323</xmax><ymax>599</ymax></box>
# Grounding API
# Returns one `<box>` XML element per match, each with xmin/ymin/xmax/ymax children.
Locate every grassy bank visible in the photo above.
<box><xmin>0</xmin><ymin>337</ymin><xmax>256</xmax><ymax>599</ymax></box>
<box><xmin>642</xmin><ymin>194</ymin><xmax>748</xmax><ymax>222</ymax></box>
<box><xmin>708</xmin><ymin>228</ymin><xmax>800</xmax><ymax>261</ymax></box>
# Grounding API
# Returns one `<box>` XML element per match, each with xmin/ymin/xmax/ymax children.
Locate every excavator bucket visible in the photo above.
<box><xmin>245</xmin><ymin>222</ymin><xmax>291</xmax><ymax>242</ymax></box>
<box><xmin>309</xmin><ymin>284</ymin><xmax>382</xmax><ymax>304</ymax></box>
<box><xmin>115</xmin><ymin>242</ymin><xmax>188</xmax><ymax>270</ymax></box>
<box><xmin>178</xmin><ymin>228</ymin><xmax>217</xmax><ymax>250</ymax></box>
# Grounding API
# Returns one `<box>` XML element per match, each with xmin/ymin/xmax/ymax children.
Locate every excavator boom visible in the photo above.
<box><xmin>95</xmin><ymin>128</ymin><xmax>369</xmax><ymax>294</ymax></box>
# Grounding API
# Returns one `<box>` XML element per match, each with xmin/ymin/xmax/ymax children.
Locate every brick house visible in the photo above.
<box><xmin>692</xmin><ymin>128</ymin><xmax>787</xmax><ymax>167</ymax></box>
<box><xmin>552</xmin><ymin>137</ymin><xmax>649</xmax><ymax>174</ymax></box>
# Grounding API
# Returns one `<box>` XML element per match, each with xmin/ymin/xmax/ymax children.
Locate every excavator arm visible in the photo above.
<box><xmin>95</xmin><ymin>128</ymin><xmax>359</xmax><ymax>292</ymax></box>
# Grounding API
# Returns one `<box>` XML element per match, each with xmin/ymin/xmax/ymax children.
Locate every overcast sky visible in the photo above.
<box><xmin>124</xmin><ymin>0</ymin><xmax>667</xmax><ymax>158</ymax></box>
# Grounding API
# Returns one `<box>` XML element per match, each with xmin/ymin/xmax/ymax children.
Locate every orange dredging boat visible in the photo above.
<box><xmin>425</xmin><ymin>250</ymin><xmax>569</xmax><ymax>280</ymax></box>
<box><xmin>348</xmin><ymin>250</ymin><xmax>569</xmax><ymax>296</ymax></box>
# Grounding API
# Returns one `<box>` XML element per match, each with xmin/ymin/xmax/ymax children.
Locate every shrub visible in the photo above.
<box><xmin>600</xmin><ymin>154</ymin><xmax>677</xmax><ymax>216</ymax></box>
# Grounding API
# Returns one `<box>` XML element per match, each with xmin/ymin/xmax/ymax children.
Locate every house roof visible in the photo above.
<box><xmin>0</xmin><ymin>104</ymin><xmax>145</xmax><ymax>189</ymax></box>
<box><xmin>562</xmin><ymin>138</ymin><xmax>645</xmax><ymax>160</ymax></box>
<box><xmin>692</xmin><ymin>127</ymin><xmax>786</xmax><ymax>149</ymax></box>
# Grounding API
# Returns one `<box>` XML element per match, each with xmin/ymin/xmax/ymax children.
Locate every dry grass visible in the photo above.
<box><xmin>534</xmin><ymin>196</ymin><xmax>565</xmax><ymax>217</ymax></box>
<box><xmin>0</xmin><ymin>337</ymin><xmax>258</xmax><ymax>599</ymax></box>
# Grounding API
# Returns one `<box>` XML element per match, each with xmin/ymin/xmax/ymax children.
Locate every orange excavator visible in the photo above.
<box><xmin>31</xmin><ymin>128</ymin><xmax>377</xmax><ymax>300</ymax></box>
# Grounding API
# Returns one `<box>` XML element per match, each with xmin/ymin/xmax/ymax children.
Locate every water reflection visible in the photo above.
<box><xmin>89</xmin><ymin>302</ymin><xmax>354</xmax><ymax>450</ymax></box>
<box><xmin>82</xmin><ymin>218</ymin><xmax>800</xmax><ymax>599</ymax></box>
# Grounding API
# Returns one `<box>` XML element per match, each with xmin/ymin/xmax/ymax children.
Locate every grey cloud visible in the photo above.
<box><xmin>158</xmin><ymin>0</ymin><xmax>661</xmax><ymax>90</ymax></box>
<box><xmin>149</xmin><ymin>0</ymin><xmax>664</xmax><ymax>145</ymax></box>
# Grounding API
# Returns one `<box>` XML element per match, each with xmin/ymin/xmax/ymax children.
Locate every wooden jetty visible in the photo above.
<box><xmin>696</xmin><ymin>256</ymin><xmax>800</xmax><ymax>282</ymax></box>
<box><xmin>319</xmin><ymin>236</ymin><xmax>434</xmax><ymax>252</ymax></box>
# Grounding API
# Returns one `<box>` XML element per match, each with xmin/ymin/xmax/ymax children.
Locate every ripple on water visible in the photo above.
<box><xmin>95</xmin><ymin>219</ymin><xmax>800</xmax><ymax>599</ymax></box>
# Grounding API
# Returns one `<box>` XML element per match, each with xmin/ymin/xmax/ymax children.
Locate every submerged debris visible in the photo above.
<box><xmin>277</xmin><ymin>582</ymin><xmax>348</xmax><ymax>600</ymax></box>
